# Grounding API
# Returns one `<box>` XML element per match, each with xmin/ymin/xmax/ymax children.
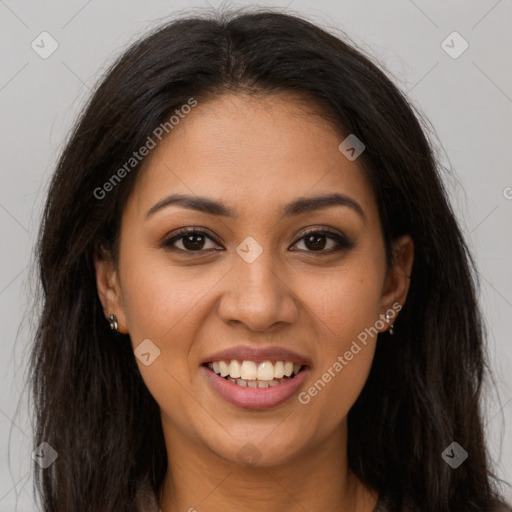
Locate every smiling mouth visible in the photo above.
<box><xmin>204</xmin><ymin>360</ymin><xmax>305</xmax><ymax>388</ymax></box>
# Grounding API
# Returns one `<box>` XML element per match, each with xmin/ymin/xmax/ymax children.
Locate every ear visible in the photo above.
<box><xmin>94</xmin><ymin>247</ymin><xmax>128</xmax><ymax>334</ymax></box>
<box><xmin>378</xmin><ymin>234</ymin><xmax>414</xmax><ymax>333</ymax></box>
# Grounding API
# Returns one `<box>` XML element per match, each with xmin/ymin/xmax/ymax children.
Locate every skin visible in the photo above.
<box><xmin>95</xmin><ymin>92</ymin><xmax>414</xmax><ymax>512</ymax></box>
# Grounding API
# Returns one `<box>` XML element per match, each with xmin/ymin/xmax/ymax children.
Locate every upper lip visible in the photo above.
<box><xmin>202</xmin><ymin>345</ymin><xmax>312</xmax><ymax>366</ymax></box>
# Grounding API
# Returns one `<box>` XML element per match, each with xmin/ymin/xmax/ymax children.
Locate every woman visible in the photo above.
<box><xmin>30</xmin><ymin>7</ymin><xmax>511</xmax><ymax>512</ymax></box>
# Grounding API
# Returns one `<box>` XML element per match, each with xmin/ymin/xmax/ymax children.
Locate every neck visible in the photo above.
<box><xmin>157</xmin><ymin>416</ymin><xmax>378</xmax><ymax>512</ymax></box>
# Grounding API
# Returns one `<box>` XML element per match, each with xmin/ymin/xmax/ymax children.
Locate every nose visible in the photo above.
<box><xmin>217</xmin><ymin>248</ymin><xmax>299</xmax><ymax>333</ymax></box>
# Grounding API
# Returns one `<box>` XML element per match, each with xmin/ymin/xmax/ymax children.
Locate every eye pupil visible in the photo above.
<box><xmin>305</xmin><ymin>234</ymin><xmax>327</xmax><ymax>251</ymax></box>
<box><xmin>183</xmin><ymin>233</ymin><xmax>205</xmax><ymax>250</ymax></box>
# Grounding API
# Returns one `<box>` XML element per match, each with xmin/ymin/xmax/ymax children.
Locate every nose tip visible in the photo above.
<box><xmin>218</xmin><ymin>253</ymin><xmax>298</xmax><ymax>332</ymax></box>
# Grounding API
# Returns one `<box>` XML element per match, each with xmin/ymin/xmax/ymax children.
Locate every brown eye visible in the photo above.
<box><xmin>291</xmin><ymin>229</ymin><xmax>354</xmax><ymax>254</ymax></box>
<box><xmin>299</xmin><ymin>233</ymin><xmax>333</xmax><ymax>251</ymax></box>
<box><xmin>162</xmin><ymin>228</ymin><xmax>220</xmax><ymax>252</ymax></box>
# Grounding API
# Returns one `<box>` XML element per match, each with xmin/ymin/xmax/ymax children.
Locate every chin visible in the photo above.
<box><xmin>205</xmin><ymin>429</ymin><xmax>310</xmax><ymax>468</ymax></box>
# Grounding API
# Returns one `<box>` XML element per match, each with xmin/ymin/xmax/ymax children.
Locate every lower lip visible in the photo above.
<box><xmin>202</xmin><ymin>365</ymin><xmax>310</xmax><ymax>410</ymax></box>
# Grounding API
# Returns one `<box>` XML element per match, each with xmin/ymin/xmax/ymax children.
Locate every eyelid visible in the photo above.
<box><xmin>299</xmin><ymin>225</ymin><xmax>346</xmax><ymax>240</ymax></box>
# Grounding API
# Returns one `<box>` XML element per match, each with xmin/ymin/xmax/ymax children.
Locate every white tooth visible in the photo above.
<box><xmin>274</xmin><ymin>361</ymin><xmax>285</xmax><ymax>379</ymax></box>
<box><xmin>283</xmin><ymin>361</ymin><xmax>293</xmax><ymax>377</ymax></box>
<box><xmin>219</xmin><ymin>360</ymin><xmax>229</xmax><ymax>377</ymax></box>
<box><xmin>227</xmin><ymin>377</ymin><xmax>236</xmax><ymax>383</ymax></box>
<box><xmin>212</xmin><ymin>361</ymin><xmax>220</xmax><ymax>374</ymax></box>
<box><xmin>241</xmin><ymin>361</ymin><xmax>257</xmax><ymax>380</ymax></box>
<box><xmin>236</xmin><ymin>379</ymin><xmax>247</xmax><ymax>387</ymax></box>
<box><xmin>247</xmin><ymin>380</ymin><xmax>258</xmax><ymax>388</ymax></box>
<box><xmin>257</xmin><ymin>361</ymin><xmax>275</xmax><ymax>381</ymax></box>
<box><xmin>229</xmin><ymin>360</ymin><xmax>241</xmax><ymax>379</ymax></box>
<box><xmin>268</xmin><ymin>379</ymin><xmax>279</xmax><ymax>387</ymax></box>
<box><xmin>257</xmin><ymin>381</ymin><xmax>269</xmax><ymax>388</ymax></box>
<box><xmin>293</xmin><ymin>363</ymin><xmax>301</xmax><ymax>375</ymax></box>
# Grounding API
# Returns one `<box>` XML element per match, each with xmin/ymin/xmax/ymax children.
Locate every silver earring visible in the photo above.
<box><xmin>108</xmin><ymin>314</ymin><xmax>118</xmax><ymax>332</ymax></box>
<box><xmin>385</xmin><ymin>312</ymin><xmax>394</xmax><ymax>335</ymax></box>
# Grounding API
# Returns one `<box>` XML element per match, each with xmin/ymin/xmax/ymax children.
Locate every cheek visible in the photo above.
<box><xmin>293</xmin><ymin>255</ymin><xmax>384</xmax><ymax>425</ymax></box>
<box><xmin>118</xmin><ymin>253</ymin><xmax>215</xmax><ymax>424</ymax></box>
<box><xmin>297</xmin><ymin>256</ymin><xmax>385</xmax><ymax>343</ymax></box>
<box><xmin>298</xmin><ymin>342</ymin><xmax>376</xmax><ymax>436</ymax></box>
<box><xmin>117</xmin><ymin>248</ymin><xmax>222</xmax><ymax>401</ymax></box>
<box><xmin>297</xmin><ymin>274</ymin><xmax>379</xmax><ymax>430</ymax></box>
<box><xmin>119</xmin><ymin>248</ymin><xmax>219</xmax><ymax>341</ymax></box>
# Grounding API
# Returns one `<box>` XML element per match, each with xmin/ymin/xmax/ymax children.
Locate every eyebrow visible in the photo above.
<box><xmin>145</xmin><ymin>192</ymin><xmax>366</xmax><ymax>223</ymax></box>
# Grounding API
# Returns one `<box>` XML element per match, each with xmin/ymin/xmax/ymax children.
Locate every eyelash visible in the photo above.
<box><xmin>161</xmin><ymin>227</ymin><xmax>354</xmax><ymax>255</ymax></box>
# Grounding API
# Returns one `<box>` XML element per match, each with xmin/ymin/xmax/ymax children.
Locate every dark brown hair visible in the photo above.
<box><xmin>29</xmin><ymin>7</ymin><xmax>510</xmax><ymax>511</ymax></box>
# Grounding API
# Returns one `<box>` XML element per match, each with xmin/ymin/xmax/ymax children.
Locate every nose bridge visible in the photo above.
<box><xmin>219</xmin><ymin>236</ymin><xmax>298</xmax><ymax>331</ymax></box>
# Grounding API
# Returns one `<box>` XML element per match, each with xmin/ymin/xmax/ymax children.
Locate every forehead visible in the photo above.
<box><xmin>128</xmin><ymin>93</ymin><xmax>378</xmax><ymax>226</ymax></box>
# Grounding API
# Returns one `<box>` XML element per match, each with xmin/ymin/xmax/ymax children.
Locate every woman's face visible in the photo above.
<box><xmin>96</xmin><ymin>93</ymin><xmax>413</xmax><ymax>468</ymax></box>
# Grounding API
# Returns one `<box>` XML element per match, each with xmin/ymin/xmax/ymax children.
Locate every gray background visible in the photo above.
<box><xmin>1</xmin><ymin>0</ymin><xmax>511</xmax><ymax>509</ymax></box>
